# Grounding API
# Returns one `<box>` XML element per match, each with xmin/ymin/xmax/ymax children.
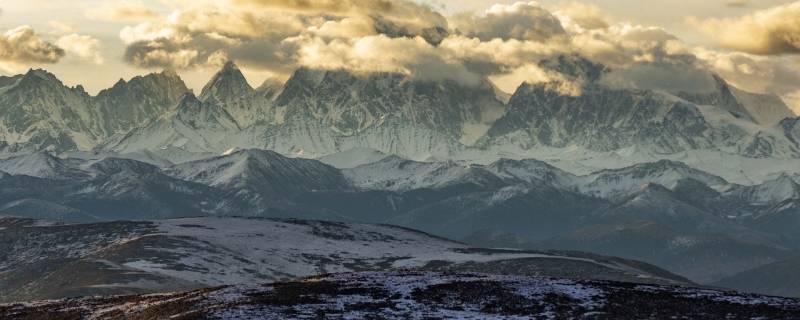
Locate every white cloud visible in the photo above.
<box><xmin>57</xmin><ymin>34</ymin><xmax>104</xmax><ymax>64</ymax></box>
<box><xmin>86</xmin><ymin>1</ymin><xmax>160</xmax><ymax>22</ymax></box>
<box><xmin>0</xmin><ymin>26</ymin><xmax>64</xmax><ymax>64</ymax></box>
<box><xmin>691</xmin><ymin>1</ymin><xmax>800</xmax><ymax>55</ymax></box>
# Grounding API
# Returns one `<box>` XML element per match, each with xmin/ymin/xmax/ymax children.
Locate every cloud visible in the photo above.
<box><xmin>106</xmin><ymin>0</ymin><xmax>799</xmax><ymax>103</ymax></box>
<box><xmin>86</xmin><ymin>1</ymin><xmax>160</xmax><ymax>22</ymax></box>
<box><xmin>695</xmin><ymin>48</ymin><xmax>800</xmax><ymax>107</ymax></box>
<box><xmin>57</xmin><ymin>34</ymin><xmax>104</xmax><ymax>64</ymax></box>
<box><xmin>450</xmin><ymin>1</ymin><xmax>568</xmax><ymax>42</ymax></box>
<box><xmin>691</xmin><ymin>2</ymin><xmax>800</xmax><ymax>55</ymax></box>
<box><xmin>295</xmin><ymin>34</ymin><xmax>481</xmax><ymax>86</ymax></box>
<box><xmin>48</xmin><ymin>21</ymin><xmax>78</xmax><ymax>35</ymax></box>
<box><xmin>0</xmin><ymin>26</ymin><xmax>64</xmax><ymax>64</ymax></box>
<box><xmin>552</xmin><ymin>2</ymin><xmax>610</xmax><ymax>32</ymax></box>
<box><xmin>724</xmin><ymin>0</ymin><xmax>750</xmax><ymax>8</ymax></box>
<box><xmin>117</xmin><ymin>0</ymin><xmax>453</xmax><ymax>75</ymax></box>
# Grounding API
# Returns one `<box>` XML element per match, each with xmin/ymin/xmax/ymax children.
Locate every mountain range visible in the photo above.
<box><xmin>0</xmin><ymin>57</ymin><xmax>797</xmax><ymax>182</ymax></box>
<box><xmin>0</xmin><ymin>148</ymin><xmax>798</xmax><ymax>287</ymax></box>
<box><xmin>1</xmin><ymin>55</ymin><xmax>799</xmax><ymax>301</ymax></box>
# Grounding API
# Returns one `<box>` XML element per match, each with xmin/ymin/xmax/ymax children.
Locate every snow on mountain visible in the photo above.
<box><xmin>0</xmin><ymin>151</ymin><xmax>88</xmax><ymax>180</ymax></box>
<box><xmin>8</xmin><ymin>271</ymin><xmax>800</xmax><ymax>319</ymax></box>
<box><xmin>344</xmin><ymin>156</ymin><xmax>505</xmax><ymax>192</ymax></box>
<box><xmin>165</xmin><ymin>149</ymin><xmax>350</xmax><ymax>210</ymax></box>
<box><xmin>726</xmin><ymin>174</ymin><xmax>800</xmax><ymax>207</ymax></box>
<box><xmin>0</xmin><ymin>69</ymin><xmax>100</xmax><ymax>152</ymax></box>
<box><xmin>105</xmin><ymin>93</ymin><xmax>242</xmax><ymax>154</ymax></box>
<box><xmin>94</xmin><ymin>70</ymin><xmax>189</xmax><ymax>136</ymax></box>
<box><xmin>478</xmin><ymin>56</ymin><xmax>800</xmax><ymax>161</ymax></box>
<box><xmin>677</xmin><ymin>75</ymin><xmax>758</xmax><ymax>124</ymax></box>
<box><xmin>485</xmin><ymin>158</ymin><xmax>579</xmax><ymax>190</ymax></box>
<box><xmin>200</xmin><ymin>61</ymin><xmax>254</xmax><ymax>104</ymax></box>
<box><xmin>0</xmin><ymin>217</ymin><xmax>693</xmax><ymax>303</ymax></box>
<box><xmin>729</xmin><ymin>85</ymin><xmax>796</xmax><ymax>125</ymax></box>
<box><xmin>168</xmin><ymin>149</ymin><xmax>346</xmax><ymax>189</ymax></box>
<box><xmin>578</xmin><ymin>160</ymin><xmax>730</xmax><ymax>198</ymax></box>
<box><xmin>255</xmin><ymin>77</ymin><xmax>285</xmax><ymax>100</ymax></box>
<box><xmin>257</xmin><ymin>67</ymin><xmax>506</xmax><ymax>159</ymax></box>
<box><xmin>317</xmin><ymin>147</ymin><xmax>388</xmax><ymax>168</ymax></box>
<box><xmin>199</xmin><ymin>61</ymin><xmax>276</xmax><ymax>128</ymax></box>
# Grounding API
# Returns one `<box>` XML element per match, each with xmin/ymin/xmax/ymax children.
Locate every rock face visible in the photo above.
<box><xmin>0</xmin><ymin>70</ymin><xmax>99</xmax><ymax>152</ymax></box>
<box><xmin>477</xmin><ymin>56</ymin><xmax>799</xmax><ymax>159</ymax></box>
<box><xmin>256</xmin><ymin>67</ymin><xmax>507</xmax><ymax>158</ymax></box>
<box><xmin>104</xmin><ymin>93</ymin><xmax>242</xmax><ymax>155</ymax></box>
<box><xmin>1</xmin><ymin>59</ymin><xmax>797</xmax><ymax>164</ymax></box>
<box><xmin>94</xmin><ymin>70</ymin><xmax>189</xmax><ymax>136</ymax></box>
<box><xmin>4</xmin><ymin>271</ymin><xmax>799</xmax><ymax>320</ymax></box>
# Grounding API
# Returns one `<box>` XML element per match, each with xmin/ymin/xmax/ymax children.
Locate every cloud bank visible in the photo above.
<box><xmin>9</xmin><ymin>0</ymin><xmax>791</xmax><ymax>113</ymax></box>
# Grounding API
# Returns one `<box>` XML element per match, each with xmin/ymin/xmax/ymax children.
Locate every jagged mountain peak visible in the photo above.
<box><xmin>256</xmin><ymin>77</ymin><xmax>285</xmax><ymax>100</ymax></box>
<box><xmin>9</xmin><ymin>69</ymin><xmax>73</xmax><ymax>93</ymax></box>
<box><xmin>200</xmin><ymin>60</ymin><xmax>254</xmax><ymax>103</ymax></box>
<box><xmin>177</xmin><ymin>92</ymin><xmax>202</xmax><ymax>107</ymax></box>
<box><xmin>22</xmin><ymin>68</ymin><xmax>60</xmax><ymax>83</ymax></box>
<box><xmin>93</xmin><ymin>69</ymin><xmax>190</xmax><ymax>135</ymax></box>
<box><xmin>537</xmin><ymin>54</ymin><xmax>608</xmax><ymax>83</ymax></box>
<box><xmin>172</xmin><ymin>92</ymin><xmax>240</xmax><ymax>129</ymax></box>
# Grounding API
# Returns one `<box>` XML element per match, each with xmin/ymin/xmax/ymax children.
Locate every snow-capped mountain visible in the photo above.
<box><xmin>104</xmin><ymin>93</ymin><xmax>242</xmax><ymax>156</ymax></box>
<box><xmin>479</xmin><ymin>56</ymin><xmax>800</xmax><ymax>160</ymax></box>
<box><xmin>199</xmin><ymin>61</ymin><xmax>276</xmax><ymax>127</ymax></box>
<box><xmin>94</xmin><ymin>70</ymin><xmax>189</xmax><ymax>136</ymax></box>
<box><xmin>0</xmin><ymin>70</ymin><xmax>99</xmax><ymax>153</ymax></box>
<box><xmin>166</xmin><ymin>149</ymin><xmax>350</xmax><ymax>210</ymax></box>
<box><xmin>0</xmin><ymin>69</ymin><xmax>190</xmax><ymax>156</ymax></box>
<box><xmin>0</xmin><ymin>217</ymin><xmax>690</xmax><ymax>302</ymax></box>
<box><xmin>200</xmin><ymin>61</ymin><xmax>255</xmax><ymax>104</ymax></box>
<box><xmin>578</xmin><ymin>160</ymin><xmax>730</xmax><ymax>198</ymax></box>
<box><xmin>729</xmin><ymin>85</ymin><xmax>796</xmax><ymax>126</ymax></box>
<box><xmin>727</xmin><ymin>174</ymin><xmax>800</xmax><ymax>207</ymax></box>
<box><xmin>233</xmin><ymin>67</ymin><xmax>503</xmax><ymax>160</ymax></box>
<box><xmin>2</xmin><ymin>59</ymin><xmax>797</xmax><ymax>173</ymax></box>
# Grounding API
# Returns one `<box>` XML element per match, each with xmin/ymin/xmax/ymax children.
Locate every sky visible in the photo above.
<box><xmin>1</xmin><ymin>0</ymin><xmax>799</xmax><ymax>114</ymax></box>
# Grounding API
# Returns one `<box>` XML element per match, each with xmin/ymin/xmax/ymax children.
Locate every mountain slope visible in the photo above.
<box><xmin>94</xmin><ymin>70</ymin><xmax>189</xmax><ymax>136</ymax></box>
<box><xmin>479</xmin><ymin>56</ymin><xmax>800</xmax><ymax>159</ymax></box>
<box><xmin>0</xmin><ymin>70</ymin><xmax>99</xmax><ymax>152</ymax></box>
<box><xmin>258</xmin><ymin>68</ymin><xmax>506</xmax><ymax>159</ymax></box>
<box><xmin>715</xmin><ymin>256</ymin><xmax>800</xmax><ymax>298</ymax></box>
<box><xmin>5</xmin><ymin>271</ymin><xmax>800</xmax><ymax>319</ymax></box>
<box><xmin>0</xmin><ymin>217</ymin><xmax>691</xmax><ymax>302</ymax></box>
<box><xmin>105</xmin><ymin>93</ymin><xmax>242</xmax><ymax>156</ymax></box>
<box><xmin>166</xmin><ymin>149</ymin><xmax>350</xmax><ymax>211</ymax></box>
